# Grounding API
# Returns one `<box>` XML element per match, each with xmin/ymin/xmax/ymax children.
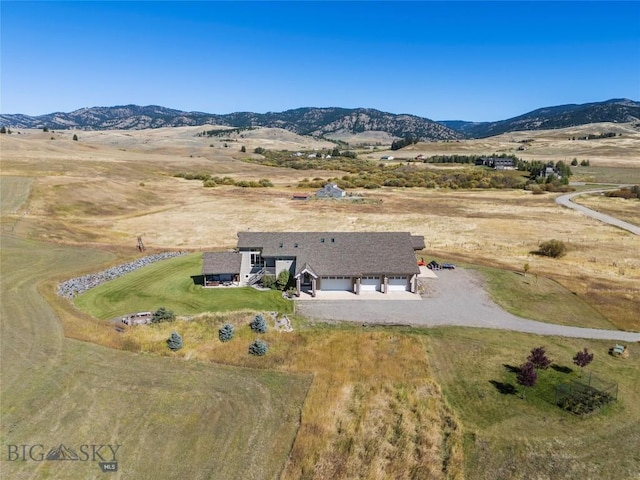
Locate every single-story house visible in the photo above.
<box><xmin>202</xmin><ymin>251</ymin><xmax>242</xmax><ymax>287</ymax></box>
<box><xmin>380</xmin><ymin>155</ymin><xmax>395</xmax><ymax>160</ymax></box>
<box><xmin>316</xmin><ymin>182</ymin><xmax>346</xmax><ymax>198</ymax></box>
<box><xmin>202</xmin><ymin>232</ymin><xmax>425</xmax><ymax>296</ymax></box>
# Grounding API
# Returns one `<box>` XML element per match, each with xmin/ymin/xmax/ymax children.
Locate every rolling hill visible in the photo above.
<box><xmin>440</xmin><ymin>98</ymin><xmax>640</xmax><ymax>138</ymax></box>
<box><xmin>0</xmin><ymin>105</ymin><xmax>462</xmax><ymax>141</ymax></box>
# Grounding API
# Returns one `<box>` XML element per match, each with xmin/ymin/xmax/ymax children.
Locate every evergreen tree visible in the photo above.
<box><xmin>250</xmin><ymin>314</ymin><xmax>267</xmax><ymax>333</ymax></box>
<box><xmin>218</xmin><ymin>323</ymin><xmax>234</xmax><ymax>342</ymax></box>
<box><xmin>152</xmin><ymin>307</ymin><xmax>176</xmax><ymax>323</ymax></box>
<box><xmin>167</xmin><ymin>331</ymin><xmax>183</xmax><ymax>351</ymax></box>
<box><xmin>249</xmin><ymin>339</ymin><xmax>268</xmax><ymax>356</ymax></box>
<box><xmin>72</xmin><ymin>134</ymin><xmax>78</xmax><ymax>141</ymax></box>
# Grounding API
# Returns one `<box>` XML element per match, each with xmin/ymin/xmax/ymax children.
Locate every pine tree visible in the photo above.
<box><xmin>250</xmin><ymin>314</ymin><xmax>267</xmax><ymax>333</ymax></box>
<box><xmin>249</xmin><ymin>339</ymin><xmax>268</xmax><ymax>356</ymax></box>
<box><xmin>152</xmin><ymin>307</ymin><xmax>175</xmax><ymax>323</ymax></box>
<box><xmin>218</xmin><ymin>323</ymin><xmax>234</xmax><ymax>342</ymax></box>
<box><xmin>167</xmin><ymin>331</ymin><xmax>183</xmax><ymax>351</ymax></box>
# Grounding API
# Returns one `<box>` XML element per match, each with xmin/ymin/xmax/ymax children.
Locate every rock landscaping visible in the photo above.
<box><xmin>57</xmin><ymin>252</ymin><xmax>187</xmax><ymax>299</ymax></box>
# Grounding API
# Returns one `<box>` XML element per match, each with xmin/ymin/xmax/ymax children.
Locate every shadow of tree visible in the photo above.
<box><xmin>551</xmin><ymin>364</ymin><xmax>573</xmax><ymax>374</ymax></box>
<box><xmin>489</xmin><ymin>380</ymin><xmax>517</xmax><ymax>395</ymax></box>
<box><xmin>503</xmin><ymin>363</ymin><xmax>521</xmax><ymax>374</ymax></box>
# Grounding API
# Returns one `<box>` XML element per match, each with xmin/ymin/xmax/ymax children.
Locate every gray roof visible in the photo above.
<box><xmin>237</xmin><ymin>232</ymin><xmax>423</xmax><ymax>277</ymax></box>
<box><xmin>202</xmin><ymin>252</ymin><xmax>242</xmax><ymax>275</ymax></box>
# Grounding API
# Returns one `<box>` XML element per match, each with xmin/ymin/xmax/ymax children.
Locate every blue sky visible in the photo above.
<box><xmin>1</xmin><ymin>1</ymin><xmax>639</xmax><ymax>121</ymax></box>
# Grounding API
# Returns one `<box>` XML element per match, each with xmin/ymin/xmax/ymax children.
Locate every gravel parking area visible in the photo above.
<box><xmin>295</xmin><ymin>268</ymin><xmax>640</xmax><ymax>342</ymax></box>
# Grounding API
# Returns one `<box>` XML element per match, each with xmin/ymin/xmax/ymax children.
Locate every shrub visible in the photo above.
<box><xmin>250</xmin><ymin>314</ymin><xmax>267</xmax><ymax>333</ymax></box>
<box><xmin>152</xmin><ymin>307</ymin><xmax>176</xmax><ymax>323</ymax></box>
<box><xmin>527</xmin><ymin>346</ymin><xmax>551</xmax><ymax>370</ymax></box>
<box><xmin>276</xmin><ymin>270</ymin><xmax>290</xmax><ymax>291</ymax></box>
<box><xmin>538</xmin><ymin>239</ymin><xmax>567</xmax><ymax>258</ymax></box>
<box><xmin>167</xmin><ymin>331</ymin><xmax>183</xmax><ymax>351</ymax></box>
<box><xmin>218</xmin><ymin>323</ymin><xmax>234</xmax><ymax>342</ymax></box>
<box><xmin>72</xmin><ymin>134</ymin><xmax>78</xmax><ymax>141</ymax></box>
<box><xmin>254</xmin><ymin>147</ymin><xmax>266</xmax><ymax>155</ymax></box>
<box><xmin>249</xmin><ymin>339</ymin><xmax>268</xmax><ymax>356</ymax></box>
<box><xmin>261</xmin><ymin>274</ymin><xmax>276</xmax><ymax>289</ymax></box>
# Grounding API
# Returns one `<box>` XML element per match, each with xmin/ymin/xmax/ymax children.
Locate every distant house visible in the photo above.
<box><xmin>477</xmin><ymin>157</ymin><xmax>515</xmax><ymax>170</ymax></box>
<box><xmin>316</xmin><ymin>182</ymin><xmax>346</xmax><ymax>198</ymax></box>
<box><xmin>202</xmin><ymin>232</ymin><xmax>425</xmax><ymax>296</ymax></box>
<box><xmin>415</xmin><ymin>154</ymin><xmax>424</xmax><ymax>161</ymax></box>
<box><xmin>539</xmin><ymin>166</ymin><xmax>560</xmax><ymax>179</ymax></box>
<box><xmin>380</xmin><ymin>155</ymin><xmax>394</xmax><ymax>160</ymax></box>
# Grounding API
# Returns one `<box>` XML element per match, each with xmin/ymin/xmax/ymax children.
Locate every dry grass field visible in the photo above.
<box><xmin>1</xmin><ymin>122</ymin><xmax>638</xmax><ymax>478</ymax></box>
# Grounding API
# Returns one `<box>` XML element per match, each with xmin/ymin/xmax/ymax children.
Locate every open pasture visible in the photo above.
<box><xmin>1</xmin><ymin>122</ymin><xmax>639</xmax><ymax>479</ymax></box>
<box><xmin>0</xmin><ymin>233</ymin><xmax>310</xmax><ymax>480</ymax></box>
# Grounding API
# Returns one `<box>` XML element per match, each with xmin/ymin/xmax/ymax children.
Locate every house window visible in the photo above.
<box><xmin>250</xmin><ymin>252</ymin><xmax>264</xmax><ymax>267</ymax></box>
<box><xmin>331</xmin><ymin>238</ymin><xmax>335</xmax><ymax>243</ymax></box>
<box><xmin>320</xmin><ymin>238</ymin><xmax>325</xmax><ymax>243</ymax></box>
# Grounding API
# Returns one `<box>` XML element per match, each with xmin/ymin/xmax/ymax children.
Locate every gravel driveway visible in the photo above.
<box><xmin>295</xmin><ymin>268</ymin><xmax>640</xmax><ymax>342</ymax></box>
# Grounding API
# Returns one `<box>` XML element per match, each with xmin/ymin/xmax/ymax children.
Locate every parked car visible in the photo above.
<box><xmin>442</xmin><ymin>263</ymin><xmax>456</xmax><ymax>270</ymax></box>
<box><xmin>427</xmin><ymin>260</ymin><xmax>441</xmax><ymax>270</ymax></box>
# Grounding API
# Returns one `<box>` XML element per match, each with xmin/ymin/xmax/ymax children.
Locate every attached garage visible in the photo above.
<box><xmin>387</xmin><ymin>276</ymin><xmax>409</xmax><ymax>292</ymax></box>
<box><xmin>321</xmin><ymin>276</ymin><xmax>352</xmax><ymax>291</ymax></box>
<box><xmin>360</xmin><ymin>276</ymin><xmax>381</xmax><ymax>292</ymax></box>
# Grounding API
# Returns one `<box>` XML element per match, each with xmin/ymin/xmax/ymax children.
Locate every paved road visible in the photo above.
<box><xmin>296</xmin><ymin>268</ymin><xmax>640</xmax><ymax>342</ymax></box>
<box><xmin>555</xmin><ymin>188</ymin><xmax>640</xmax><ymax>235</ymax></box>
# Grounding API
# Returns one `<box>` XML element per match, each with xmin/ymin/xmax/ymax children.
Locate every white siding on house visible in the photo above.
<box><xmin>275</xmin><ymin>258</ymin><xmax>295</xmax><ymax>276</ymax></box>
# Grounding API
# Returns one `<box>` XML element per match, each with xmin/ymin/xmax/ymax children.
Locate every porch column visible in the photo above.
<box><xmin>311</xmin><ymin>277</ymin><xmax>316</xmax><ymax>297</ymax></box>
<box><xmin>383</xmin><ymin>276</ymin><xmax>388</xmax><ymax>294</ymax></box>
<box><xmin>355</xmin><ymin>277</ymin><xmax>361</xmax><ymax>295</ymax></box>
<box><xmin>411</xmin><ymin>275</ymin><xmax>417</xmax><ymax>293</ymax></box>
<box><xmin>296</xmin><ymin>276</ymin><xmax>301</xmax><ymax>296</ymax></box>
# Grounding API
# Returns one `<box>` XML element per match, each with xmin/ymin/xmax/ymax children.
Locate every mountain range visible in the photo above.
<box><xmin>1</xmin><ymin>99</ymin><xmax>638</xmax><ymax>140</ymax></box>
<box><xmin>439</xmin><ymin>98</ymin><xmax>640</xmax><ymax>138</ymax></box>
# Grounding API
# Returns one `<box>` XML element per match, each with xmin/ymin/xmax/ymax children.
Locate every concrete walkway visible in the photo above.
<box><xmin>295</xmin><ymin>268</ymin><xmax>640</xmax><ymax>342</ymax></box>
<box><xmin>555</xmin><ymin>188</ymin><xmax>640</xmax><ymax>236</ymax></box>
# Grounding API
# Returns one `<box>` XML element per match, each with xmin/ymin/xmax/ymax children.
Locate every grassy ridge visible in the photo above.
<box><xmin>74</xmin><ymin>253</ymin><xmax>293</xmax><ymax>320</ymax></box>
<box><xmin>119</xmin><ymin>313</ymin><xmax>465</xmax><ymax>479</ymax></box>
<box><xmin>0</xmin><ymin>234</ymin><xmax>309</xmax><ymax>480</ymax></box>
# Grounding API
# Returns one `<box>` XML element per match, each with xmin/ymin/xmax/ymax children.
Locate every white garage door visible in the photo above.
<box><xmin>361</xmin><ymin>276</ymin><xmax>381</xmax><ymax>292</ymax></box>
<box><xmin>321</xmin><ymin>276</ymin><xmax>352</xmax><ymax>291</ymax></box>
<box><xmin>388</xmin><ymin>276</ymin><xmax>409</xmax><ymax>292</ymax></box>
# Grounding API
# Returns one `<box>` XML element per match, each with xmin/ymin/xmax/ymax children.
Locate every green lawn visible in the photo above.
<box><xmin>74</xmin><ymin>253</ymin><xmax>293</xmax><ymax>320</ymax></box>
